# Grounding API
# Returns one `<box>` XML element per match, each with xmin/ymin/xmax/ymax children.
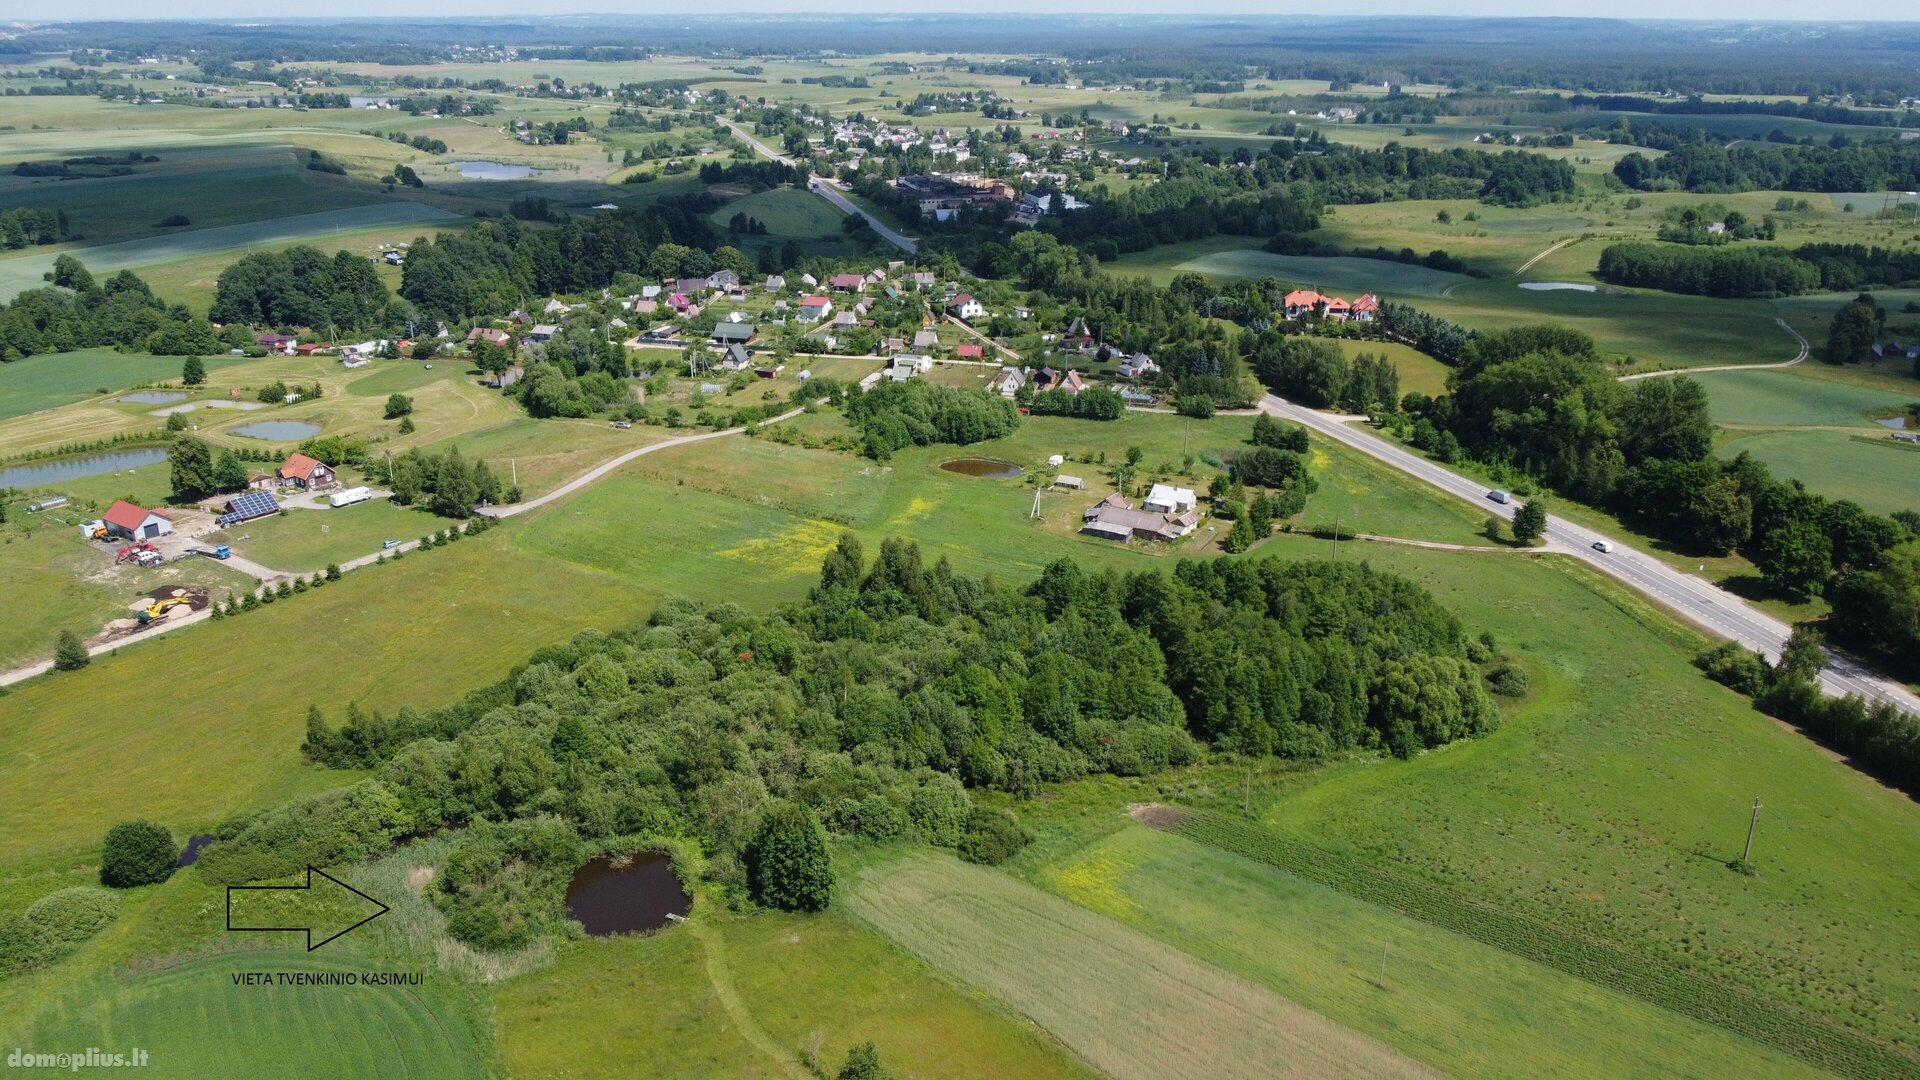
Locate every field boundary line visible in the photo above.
<box><xmin>1619</xmin><ymin>317</ymin><xmax>1809</xmax><ymax>380</ymax></box>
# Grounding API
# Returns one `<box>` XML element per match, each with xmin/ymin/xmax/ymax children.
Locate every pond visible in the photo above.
<box><xmin>0</xmin><ymin>447</ymin><xmax>168</xmax><ymax>489</ymax></box>
<box><xmin>229</xmin><ymin>420</ymin><xmax>322</xmax><ymax>441</ymax></box>
<box><xmin>564</xmin><ymin>853</ymin><xmax>692</xmax><ymax>937</ymax></box>
<box><xmin>452</xmin><ymin>160</ymin><xmax>545</xmax><ymax>180</ymax></box>
<box><xmin>113</xmin><ymin>391</ymin><xmax>185</xmax><ymax>405</ymax></box>
<box><xmin>1518</xmin><ymin>282</ymin><xmax>1597</xmax><ymax>293</ymax></box>
<box><xmin>1876</xmin><ymin>416</ymin><xmax>1909</xmax><ymax>429</ymax></box>
<box><xmin>940</xmin><ymin>458</ymin><xmax>1024</xmax><ymax>479</ymax></box>
<box><xmin>152</xmin><ymin>400</ymin><xmax>266</xmax><ymax>417</ymax></box>
<box><xmin>177</xmin><ymin>834</ymin><xmax>215</xmax><ymax>867</ymax></box>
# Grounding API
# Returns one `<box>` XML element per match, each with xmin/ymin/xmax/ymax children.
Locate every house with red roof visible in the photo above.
<box><xmin>102</xmin><ymin>500</ymin><xmax>172</xmax><ymax>541</ymax></box>
<box><xmin>1282</xmin><ymin>289</ymin><xmax>1326</xmax><ymax>319</ymax></box>
<box><xmin>467</xmin><ymin>327</ymin><xmax>511</xmax><ymax>347</ymax></box>
<box><xmin>279</xmin><ymin>452</ymin><xmax>337</xmax><ymax>491</ymax></box>
<box><xmin>797</xmin><ymin>296</ymin><xmax>833</xmax><ymax>324</ymax></box>
<box><xmin>1324</xmin><ymin>296</ymin><xmax>1351</xmax><ymax>320</ymax></box>
<box><xmin>828</xmin><ymin>273</ymin><xmax>867</xmax><ymax>293</ymax></box>
<box><xmin>955</xmin><ymin>343</ymin><xmax>984</xmax><ymax>360</ymax></box>
<box><xmin>1350</xmin><ymin>294</ymin><xmax>1379</xmax><ymax>323</ymax></box>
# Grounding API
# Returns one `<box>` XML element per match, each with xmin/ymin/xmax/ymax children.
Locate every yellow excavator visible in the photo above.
<box><xmin>136</xmin><ymin>596</ymin><xmax>194</xmax><ymax>625</ymax></box>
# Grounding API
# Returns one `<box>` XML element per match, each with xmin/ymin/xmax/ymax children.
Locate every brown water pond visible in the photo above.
<box><xmin>939</xmin><ymin>457</ymin><xmax>1023</xmax><ymax>479</ymax></box>
<box><xmin>565</xmin><ymin>853</ymin><xmax>692</xmax><ymax>936</ymax></box>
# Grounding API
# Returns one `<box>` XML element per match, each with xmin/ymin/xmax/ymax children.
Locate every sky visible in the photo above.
<box><xmin>8</xmin><ymin>3</ymin><xmax>1913</xmax><ymax>21</ymax></box>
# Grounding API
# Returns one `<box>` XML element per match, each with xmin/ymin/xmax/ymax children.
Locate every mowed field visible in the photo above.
<box><xmin>847</xmin><ymin>852</ymin><xmax>1443</xmax><ymax>1080</ymax></box>
<box><xmin>0</xmin><ymin>350</ymin><xmax>247</xmax><ymax>422</ymax></box>
<box><xmin>1106</xmin><ymin>237</ymin><xmax>1472</xmax><ymax>297</ymax></box>
<box><xmin>1022</xmin><ymin>820</ymin><xmax>1806</xmax><ymax>1078</ymax></box>
<box><xmin>494</xmin><ymin>907</ymin><xmax>1097</xmax><ymax>1080</ymax></box>
<box><xmin>10</xmin><ymin>951</ymin><xmax>491</xmax><ymax>1080</ymax></box>
<box><xmin>0</xmin><ymin>526</ymin><xmax>657</xmax><ymax>863</ymax></box>
<box><xmin>1718</xmin><ymin>430</ymin><xmax>1920</xmax><ymax>518</ymax></box>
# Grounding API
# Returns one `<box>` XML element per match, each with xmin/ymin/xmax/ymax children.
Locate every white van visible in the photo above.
<box><xmin>1487</xmin><ymin>489</ymin><xmax>1511</xmax><ymax>504</ymax></box>
<box><xmin>1592</xmin><ymin>540</ymin><xmax>1613</xmax><ymax>554</ymax></box>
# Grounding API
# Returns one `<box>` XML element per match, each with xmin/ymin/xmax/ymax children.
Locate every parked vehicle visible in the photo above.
<box><xmin>329</xmin><ymin>486</ymin><xmax>373</xmax><ymax>508</ymax></box>
<box><xmin>382</xmin><ymin>538</ymin><xmax>403</xmax><ymax>549</ymax></box>
<box><xmin>190</xmin><ymin>545</ymin><xmax>231</xmax><ymax>560</ymax></box>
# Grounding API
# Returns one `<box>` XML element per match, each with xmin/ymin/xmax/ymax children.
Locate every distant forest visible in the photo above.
<box><xmin>20</xmin><ymin>16</ymin><xmax>1920</xmax><ymax>98</ymax></box>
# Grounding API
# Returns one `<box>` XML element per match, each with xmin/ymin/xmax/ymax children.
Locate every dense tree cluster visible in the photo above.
<box><xmin>209</xmin><ymin>245</ymin><xmax>403</xmax><ymax>331</ymax></box>
<box><xmin>0</xmin><ymin>260</ymin><xmax>234</xmax><ymax>362</ymax></box>
<box><xmin>1597</xmin><ymin>242</ymin><xmax>1920</xmax><ymax>298</ymax></box>
<box><xmin>263</xmin><ymin>539</ymin><xmax>1501</xmax><ymax>947</ymax></box>
<box><xmin>0</xmin><ymin>207</ymin><xmax>66</xmax><ymax>249</ymax></box>
<box><xmin>843</xmin><ymin>380</ymin><xmax>1020</xmax><ymax>460</ymax></box>
<box><xmin>1026</xmin><ymin>385</ymin><xmax>1123</xmax><ymax>420</ymax></box>
<box><xmin>1249</xmin><ymin>336</ymin><xmax>1401</xmax><ymax>413</ymax></box>
<box><xmin>1611</xmin><ymin>139</ymin><xmax>1920</xmax><ymax>194</ymax></box>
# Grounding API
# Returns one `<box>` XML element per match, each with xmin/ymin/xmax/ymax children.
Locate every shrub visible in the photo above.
<box><xmin>99</xmin><ymin>820</ymin><xmax>177</xmax><ymax>888</ymax></box>
<box><xmin>1694</xmin><ymin>641</ymin><xmax>1771</xmax><ymax>697</ymax></box>
<box><xmin>0</xmin><ymin>913</ymin><xmax>54</xmax><ymax>975</ymax></box>
<box><xmin>744</xmin><ymin>801</ymin><xmax>833</xmax><ymax>911</ymax></box>
<box><xmin>26</xmin><ymin>886</ymin><xmax>120</xmax><ymax>946</ymax></box>
<box><xmin>53</xmin><ymin>629</ymin><xmax>89</xmax><ymax>671</ymax></box>
<box><xmin>1487</xmin><ymin>663</ymin><xmax>1531</xmax><ymax>697</ymax></box>
<box><xmin>955</xmin><ymin>807</ymin><xmax>1033</xmax><ymax>866</ymax></box>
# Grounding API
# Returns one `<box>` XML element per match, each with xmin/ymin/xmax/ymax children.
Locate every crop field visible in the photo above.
<box><xmin>10</xmin><ymin>951</ymin><xmax>491</xmax><ymax>1080</ymax></box>
<box><xmin>1233</xmin><ymin>534</ymin><xmax>1920</xmax><ymax>1062</ymax></box>
<box><xmin>495</xmin><ymin>907</ymin><xmax>1096</xmax><ymax>1080</ymax></box>
<box><xmin>1718</xmin><ymin>429</ymin><xmax>1920</xmax><ymax>518</ymax></box>
<box><xmin>0</xmin><ymin>202</ymin><xmax>466</xmax><ymax>301</ymax></box>
<box><xmin>1025</xmin><ymin>822</ymin><xmax>1804</xmax><ymax>1079</ymax></box>
<box><xmin>0</xmin><ymin>525</ymin><xmax>658</xmax><ymax>864</ymax></box>
<box><xmin>1423</xmin><ymin>279</ymin><xmax>1784</xmax><ymax>369</ymax></box>
<box><xmin>847</xmin><ymin>851</ymin><xmax>1442</xmax><ymax>1080</ymax></box>
<box><xmin>1691</xmin><ymin>367</ymin><xmax>1916</xmax><ymax>428</ymax></box>
<box><xmin>1106</xmin><ymin>238</ymin><xmax>1472</xmax><ymax>297</ymax></box>
<box><xmin>0</xmin><ymin>351</ymin><xmax>246</xmax><ymax>423</ymax></box>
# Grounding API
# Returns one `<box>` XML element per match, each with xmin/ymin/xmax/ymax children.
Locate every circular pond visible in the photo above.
<box><xmin>940</xmin><ymin>458</ymin><xmax>1024</xmax><ymax>479</ymax></box>
<box><xmin>229</xmin><ymin>420</ymin><xmax>323</xmax><ymax>441</ymax></box>
<box><xmin>565</xmin><ymin>853</ymin><xmax>691</xmax><ymax>936</ymax></box>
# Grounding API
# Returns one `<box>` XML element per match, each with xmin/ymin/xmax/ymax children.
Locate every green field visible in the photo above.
<box><xmin>0</xmin><ymin>350</ymin><xmax>244</xmax><ymax>422</ymax></box>
<box><xmin>223</xmin><ymin>500</ymin><xmax>439</xmax><ymax>572</ymax></box>
<box><xmin>0</xmin><ymin>202</ymin><xmax>466</xmax><ymax>301</ymax></box>
<box><xmin>1718</xmin><ymin>429</ymin><xmax>1920</xmax><ymax>517</ymax></box>
<box><xmin>1023</xmin><ymin>821</ymin><xmax>1804</xmax><ymax>1078</ymax></box>
<box><xmin>1692</xmin><ymin>367</ymin><xmax>1918</xmax><ymax>427</ymax></box>
<box><xmin>495</xmin><ymin>907</ymin><xmax>1096</xmax><ymax>1080</ymax></box>
<box><xmin>708</xmin><ymin>185</ymin><xmax>847</xmax><ymax>239</ymax></box>
<box><xmin>11</xmin><ymin>951</ymin><xmax>491</xmax><ymax>1079</ymax></box>
<box><xmin>1107</xmin><ymin>238</ymin><xmax>1472</xmax><ymax>297</ymax></box>
<box><xmin>0</xmin><ymin>526</ymin><xmax>656</xmax><ymax>864</ymax></box>
<box><xmin>848</xmin><ymin>851</ymin><xmax>1441</xmax><ymax>1080</ymax></box>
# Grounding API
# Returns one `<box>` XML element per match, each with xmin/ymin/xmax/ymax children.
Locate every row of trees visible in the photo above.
<box><xmin>1611</xmin><ymin>138</ymin><xmax>1920</xmax><ymax>194</ymax></box>
<box><xmin>1597</xmin><ymin>242</ymin><xmax>1920</xmax><ymax>299</ymax></box>
<box><xmin>1248</xmin><ymin>335</ymin><xmax>1401</xmax><ymax>413</ymax></box>
<box><xmin>0</xmin><ymin>257</ymin><xmax>242</xmax><ymax>362</ymax></box>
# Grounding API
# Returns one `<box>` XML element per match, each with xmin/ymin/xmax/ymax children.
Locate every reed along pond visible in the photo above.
<box><xmin>565</xmin><ymin>853</ymin><xmax>692</xmax><ymax>936</ymax></box>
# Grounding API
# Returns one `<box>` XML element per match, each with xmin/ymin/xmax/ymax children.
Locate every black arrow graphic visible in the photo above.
<box><xmin>226</xmin><ymin>866</ymin><xmax>390</xmax><ymax>951</ymax></box>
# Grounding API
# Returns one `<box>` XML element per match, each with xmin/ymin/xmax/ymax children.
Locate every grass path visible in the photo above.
<box><xmin>686</xmin><ymin>918</ymin><xmax>813</xmax><ymax>1080</ymax></box>
<box><xmin>1620</xmin><ymin>317</ymin><xmax>1809</xmax><ymax>380</ymax></box>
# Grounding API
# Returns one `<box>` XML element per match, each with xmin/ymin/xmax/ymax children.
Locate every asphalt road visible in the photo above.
<box><xmin>722</xmin><ymin>121</ymin><xmax>920</xmax><ymax>254</ymax></box>
<box><xmin>1260</xmin><ymin>393</ymin><xmax>1920</xmax><ymax>715</ymax></box>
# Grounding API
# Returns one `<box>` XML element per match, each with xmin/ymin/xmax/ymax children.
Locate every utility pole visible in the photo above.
<box><xmin>1742</xmin><ymin>797</ymin><xmax>1763</xmax><ymax>864</ymax></box>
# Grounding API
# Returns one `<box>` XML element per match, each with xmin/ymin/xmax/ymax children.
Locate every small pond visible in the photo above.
<box><xmin>113</xmin><ymin>391</ymin><xmax>185</xmax><ymax>405</ymax></box>
<box><xmin>452</xmin><ymin>160</ymin><xmax>545</xmax><ymax>180</ymax></box>
<box><xmin>940</xmin><ymin>458</ymin><xmax>1024</xmax><ymax>479</ymax></box>
<box><xmin>152</xmin><ymin>400</ymin><xmax>266</xmax><ymax>417</ymax></box>
<box><xmin>1876</xmin><ymin>416</ymin><xmax>1909</xmax><ymax>429</ymax></box>
<box><xmin>1518</xmin><ymin>282</ymin><xmax>1597</xmax><ymax>293</ymax></box>
<box><xmin>229</xmin><ymin>420</ymin><xmax>322</xmax><ymax>441</ymax></box>
<box><xmin>0</xmin><ymin>447</ymin><xmax>168</xmax><ymax>488</ymax></box>
<box><xmin>565</xmin><ymin>853</ymin><xmax>692</xmax><ymax>937</ymax></box>
<box><xmin>178</xmin><ymin>834</ymin><xmax>215</xmax><ymax>867</ymax></box>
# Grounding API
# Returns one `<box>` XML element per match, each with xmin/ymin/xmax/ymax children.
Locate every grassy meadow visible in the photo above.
<box><xmin>848</xmin><ymin>851</ymin><xmax>1440</xmax><ymax>1080</ymax></box>
<box><xmin>0</xmin><ymin>350</ymin><xmax>246</xmax><ymax>423</ymax></box>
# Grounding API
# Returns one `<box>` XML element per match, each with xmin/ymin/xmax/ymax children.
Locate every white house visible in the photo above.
<box><xmin>797</xmin><ymin>296</ymin><xmax>833</xmax><ymax>323</ymax></box>
<box><xmin>1142</xmin><ymin>484</ymin><xmax>1197</xmax><ymax>515</ymax></box>
<box><xmin>949</xmin><ymin>294</ymin><xmax>987</xmax><ymax>321</ymax></box>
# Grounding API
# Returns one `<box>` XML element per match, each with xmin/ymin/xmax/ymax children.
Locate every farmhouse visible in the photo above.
<box><xmin>1117</xmin><ymin>353</ymin><xmax>1159</xmax><ymax>379</ymax></box>
<box><xmin>279</xmin><ymin>452</ymin><xmax>337</xmax><ymax>491</ymax></box>
<box><xmin>467</xmin><ymin>327</ymin><xmax>511</xmax><ymax>347</ymax></box>
<box><xmin>950</xmin><ymin>294</ymin><xmax>987</xmax><ymax>320</ymax></box>
<box><xmin>828</xmin><ymin>273</ymin><xmax>867</xmax><ymax>293</ymax></box>
<box><xmin>797</xmin><ymin>296</ymin><xmax>833</xmax><ymax>323</ymax></box>
<box><xmin>991</xmin><ymin>366</ymin><xmax>1026</xmax><ymax>397</ymax></box>
<box><xmin>101</xmin><ymin>499</ymin><xmax>172</xmax><ymax>541</ymax></box>
<box><xmin>1142</xmin><ymin>483</ymin><xmax>1198</xmax><ymax>515</ymax></box>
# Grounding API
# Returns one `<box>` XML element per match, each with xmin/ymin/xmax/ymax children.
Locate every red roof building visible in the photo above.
<box><xmin>828</xmin><ymin>273</ymin><xmax>867</xmax><ymax>292</ymax></box>
<box><xmin>103</xmin><ymin>500</ymin><xmax>172</xmax><ymax>540</ymax></box>
<box><xmin>956</xmin><ymin>343</ymin><xmax>984</xmax><ymax>359</ymax></box>
<box><xmin>279</xmin><ymin>453</ymin><xmax>337</xmax><ymax>490</ymax></box>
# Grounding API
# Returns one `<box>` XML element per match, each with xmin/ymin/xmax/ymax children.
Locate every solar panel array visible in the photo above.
<box><xmin>216</xmin><ymin>491</ymin><xmax>279</xmax><ymax>527</ymax></box>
